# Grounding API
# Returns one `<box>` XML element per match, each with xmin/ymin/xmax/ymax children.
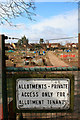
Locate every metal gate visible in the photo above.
<box><xmin>0</xmin><ymin>34</ymin><xmax>80</xmax><ymax>120</ymax></box>
<box><xmin>6</xmin><ymin>68</ymin><xmax>80</xmax><ymax>120</ymax></box>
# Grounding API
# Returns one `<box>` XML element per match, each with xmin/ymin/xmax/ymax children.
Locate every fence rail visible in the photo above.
<box><xmin>6</xmin><ymin>66</ymin><xmax>79</xmax><ymax>72</ymax></box>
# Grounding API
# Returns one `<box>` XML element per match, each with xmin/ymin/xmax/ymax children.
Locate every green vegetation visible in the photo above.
<box><xmin>17</xmin><ymin>36</ymin><xmax>29</xmax><ymax>48</ymax></box>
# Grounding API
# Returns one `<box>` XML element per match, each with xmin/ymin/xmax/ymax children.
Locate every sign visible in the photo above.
<box><xmin>16</xmin><ymin>78</ymin><xmax>70</xmax><ymax>110</ymax></box>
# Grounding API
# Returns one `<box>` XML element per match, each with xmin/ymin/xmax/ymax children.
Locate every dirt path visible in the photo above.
<box><xmin>47</xmin><ymin>51</ymin><xmax>69</xmax><ymax>67</ymax></box>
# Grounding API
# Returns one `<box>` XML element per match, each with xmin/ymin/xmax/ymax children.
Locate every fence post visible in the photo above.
<box><xmin>0</xmin><ymin>34</ymin><xmax>8</xmax><ymax>120</ymax></box>
<box><xmin>78</xmin><ymin>33</ymin><xmax>80</xmax><ymax>69</ymax></box>
<box><xmin>0</xmin><ymin>35</ymin><xmax>3</xmax><ymax>120</ymax></box>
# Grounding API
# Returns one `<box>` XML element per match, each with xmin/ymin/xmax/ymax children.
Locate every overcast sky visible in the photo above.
<box><xmin>0</xmin><ymin>1</ymin><xmax>78</xmax><ymax>44</ymax></box>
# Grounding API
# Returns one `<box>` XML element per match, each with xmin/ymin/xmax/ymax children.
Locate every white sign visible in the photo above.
<box><xmin>16</xmin><ymin>78</ymin><xmax>70</xmax><ymax>110</ymax></box>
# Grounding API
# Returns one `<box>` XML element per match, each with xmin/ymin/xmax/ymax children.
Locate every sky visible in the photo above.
<box><xmin>0</xmin><ymin>1</ymin><xmax>78</xmax><ymax>44</ymax></box>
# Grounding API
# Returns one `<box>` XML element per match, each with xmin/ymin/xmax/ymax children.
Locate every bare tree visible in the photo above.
<box><xmin>0</xmin><ymin>0</ymin><xmax>36</xmax><ymax>25</ymax></box>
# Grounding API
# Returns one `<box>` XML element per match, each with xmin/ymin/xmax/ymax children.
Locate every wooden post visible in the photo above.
<box><xmin>0</xmin><ymin>34</ymin><xmax>8</xmax><ymax>120</ymax></box>
<box><xmin>78</xmin><ymin>33</ymin><xmax>80</xmax><ymax>69</ymax></box>
<box><xmin>0</xmin><ymin>35</ymin><xmax>3</xmax><ymax>120</ymax></box>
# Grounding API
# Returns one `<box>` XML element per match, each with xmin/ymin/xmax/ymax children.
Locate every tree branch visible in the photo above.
<box><xmin>0</xmin><ymin>0</ymin><xmax>36</xmax><ymax>25</ymax></box>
